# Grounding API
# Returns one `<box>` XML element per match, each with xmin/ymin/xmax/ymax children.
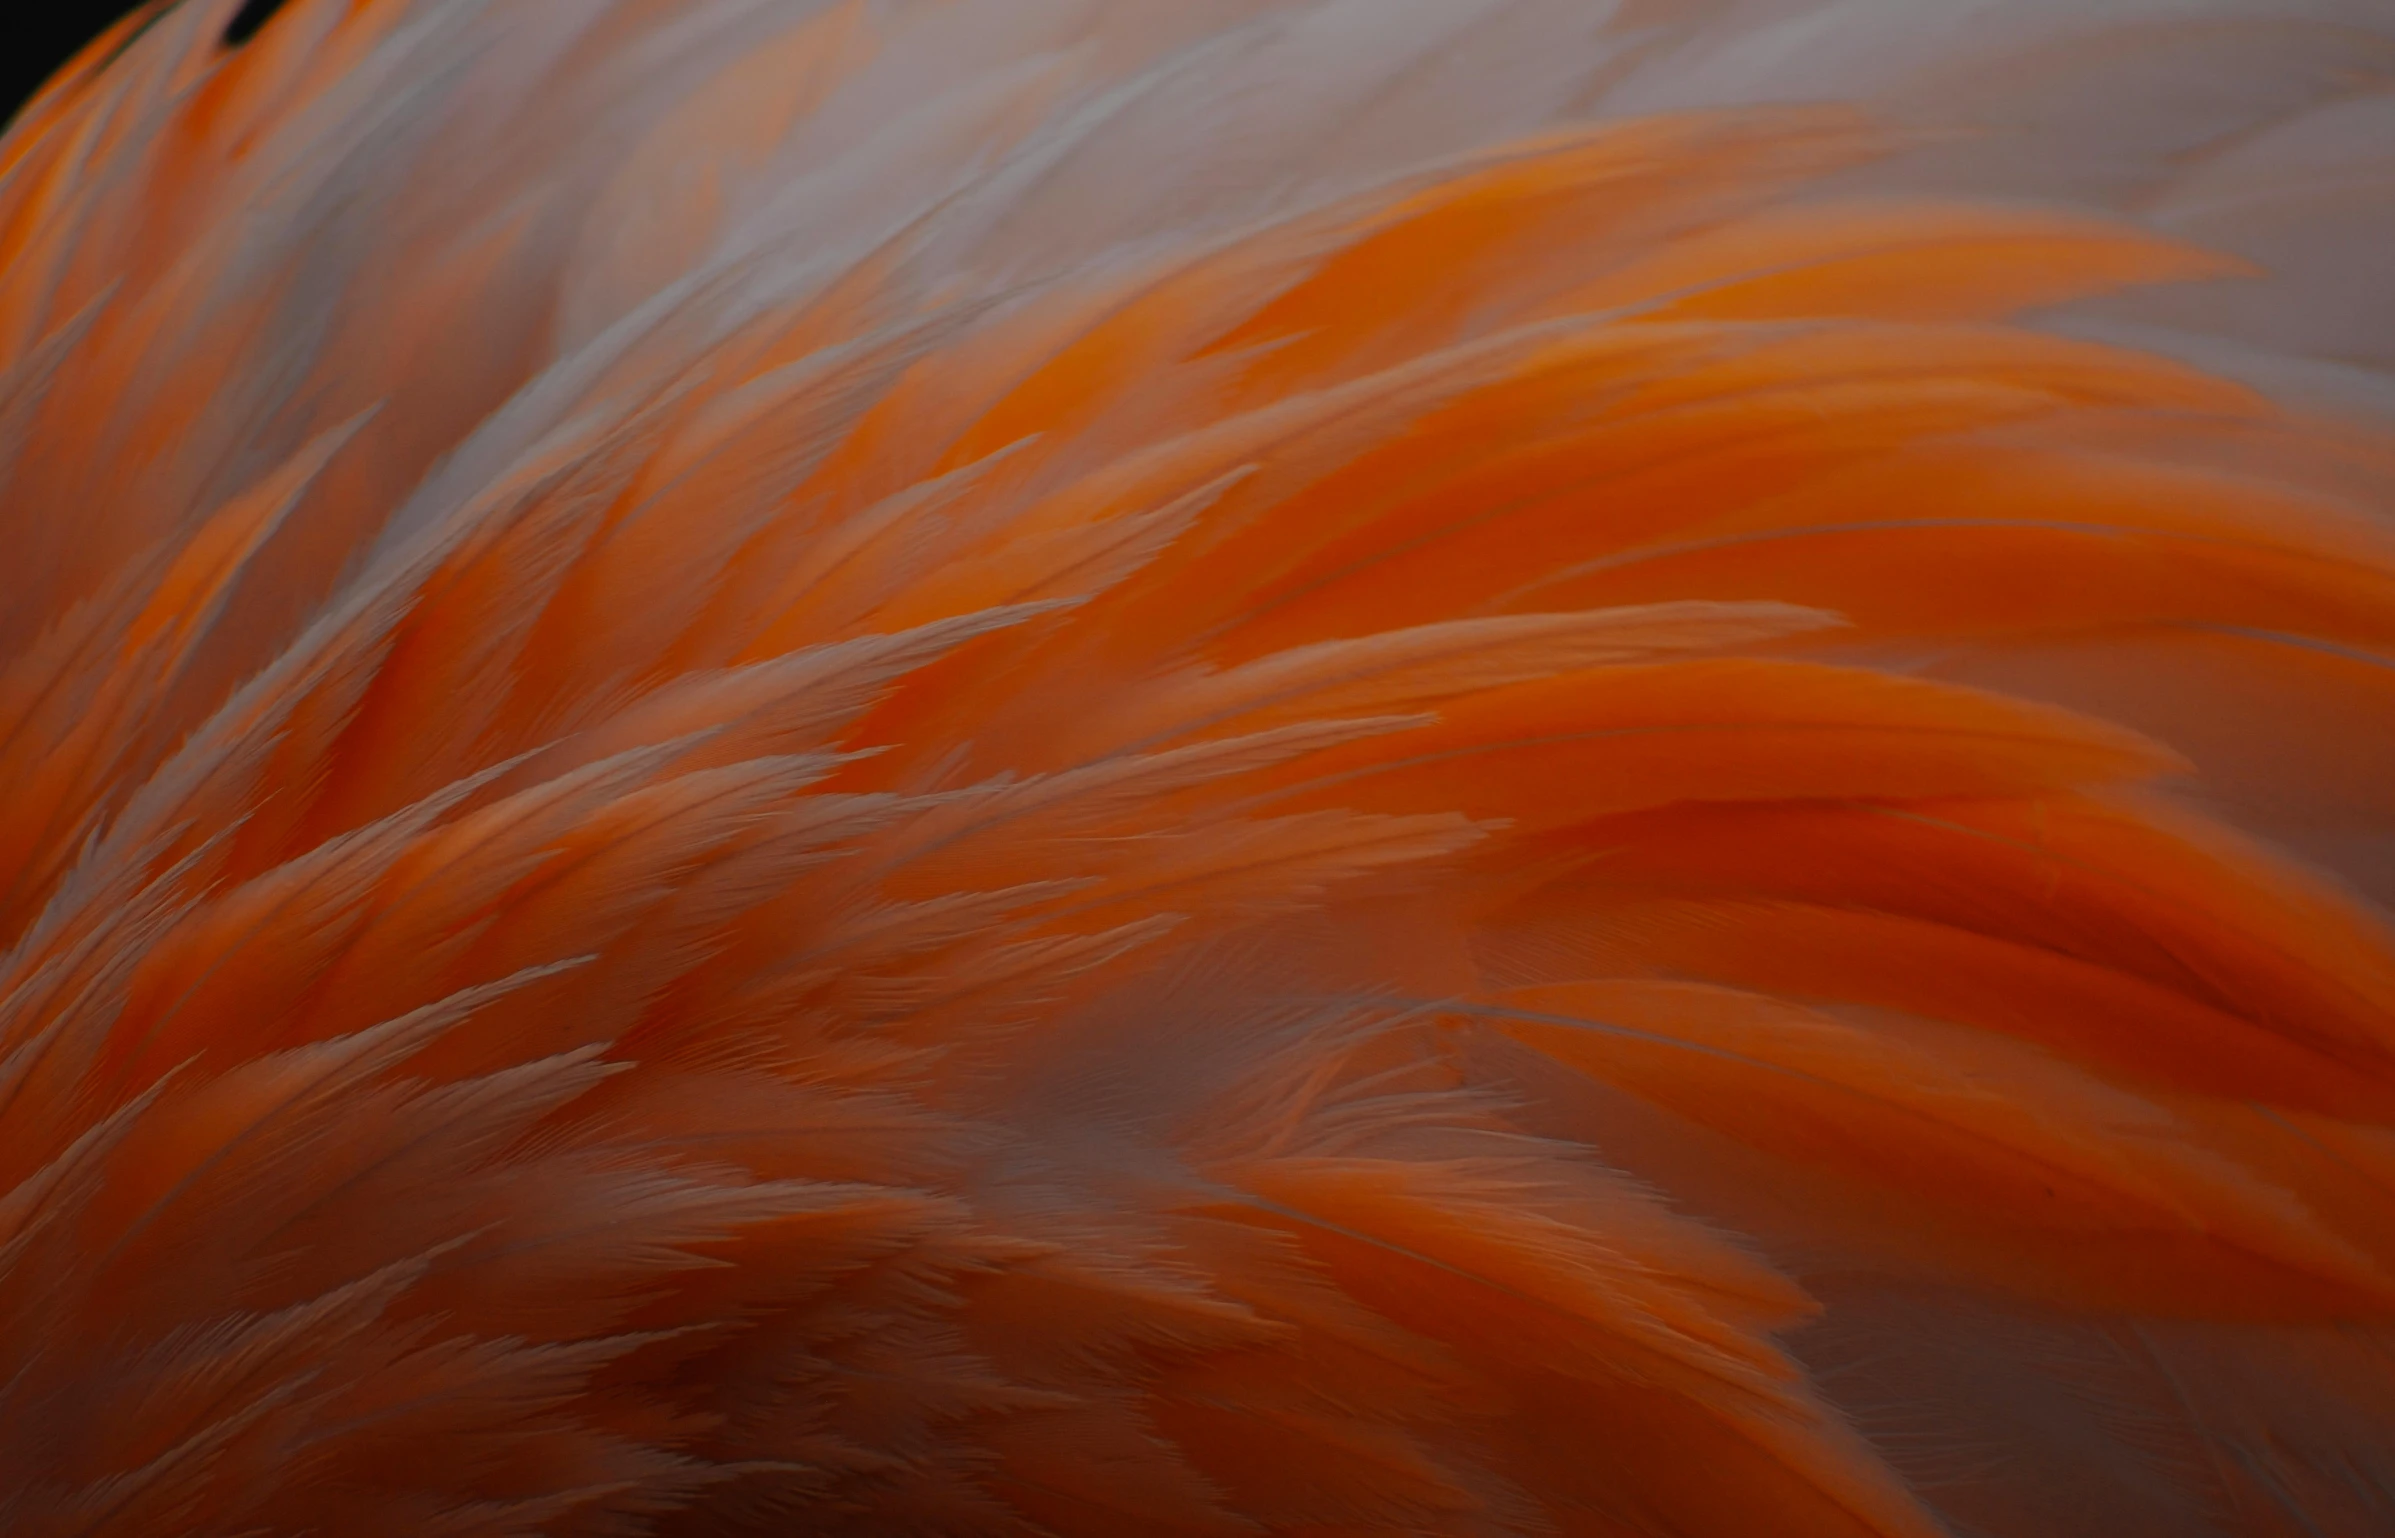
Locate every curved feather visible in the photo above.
<box><xmin>0</xmin><ymin>2</ymin><xmax>2392</xmax><ymax>1534</ymax></box>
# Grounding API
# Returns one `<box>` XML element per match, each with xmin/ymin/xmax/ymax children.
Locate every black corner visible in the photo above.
<box><xmin>222</xmin><ymin>0</ymin><xmax>288</xmax><ymax>48</ymax></box>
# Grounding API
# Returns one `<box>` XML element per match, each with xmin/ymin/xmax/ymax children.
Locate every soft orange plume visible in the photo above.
<box><xmin>3</xmin><ymin>2</ymin><xmax>2394</xmax><ymax>1534</ymax></box>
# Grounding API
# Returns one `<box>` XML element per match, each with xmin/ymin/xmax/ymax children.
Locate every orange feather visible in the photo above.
<box><xmin>2</xmin><ymin>2</ymin><xmax>2394</xmax><ymax>1534</ymax></box>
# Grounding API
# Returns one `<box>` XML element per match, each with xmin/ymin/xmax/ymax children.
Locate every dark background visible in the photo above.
<box><xmin>5</xmin><ymin>2</ymin><xmax>149</xmax><ymax>128</ymax></box>
<box><xmin>6</xmin><ymin>3</ymin><xmax>295</xmax><ymax>131</ymax></box>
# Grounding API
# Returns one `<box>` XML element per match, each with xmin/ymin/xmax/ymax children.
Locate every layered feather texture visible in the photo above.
<box><xmin>3</xmin><ymin>1</ymin><xmax>2395</xmax><ymax>1533</ymax></box>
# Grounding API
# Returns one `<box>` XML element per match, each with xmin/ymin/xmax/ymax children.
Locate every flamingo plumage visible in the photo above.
<box><xmin>3</xmin><ymin>2</ymin><xmax>2395</xmax><ymax>1533</ymax></box>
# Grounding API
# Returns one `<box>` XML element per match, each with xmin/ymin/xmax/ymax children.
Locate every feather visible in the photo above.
<box><xmin>1483</xmin><ymin>979</ymin><xmax>2395</xmax><ymax>1315</ymax></box>
<box><xmin>3</xmin><ymin>1</ymin><xmax>2394</xmax><ymax>1533</ymax></box>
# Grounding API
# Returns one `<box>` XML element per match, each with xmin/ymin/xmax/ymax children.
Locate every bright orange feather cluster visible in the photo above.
<box><xmin>2</xmin><ymin>2</ymin><xmax>2394</xmax><ymax>1534</ymax></box>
